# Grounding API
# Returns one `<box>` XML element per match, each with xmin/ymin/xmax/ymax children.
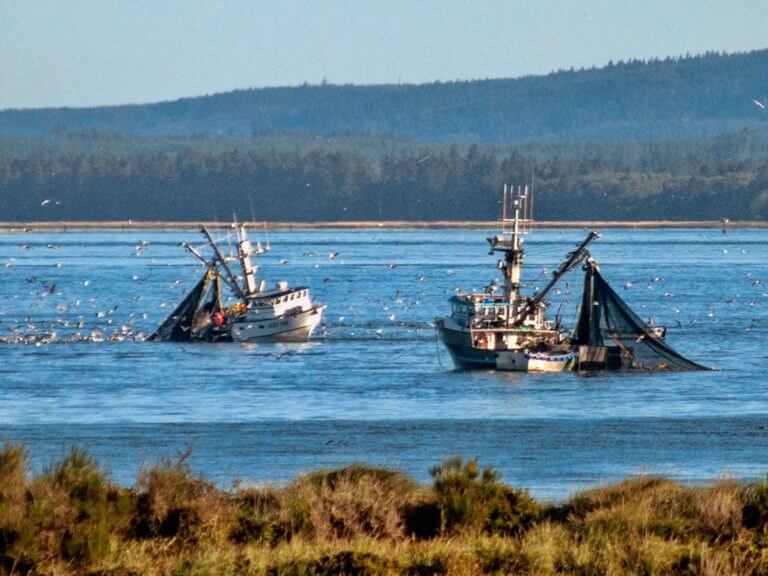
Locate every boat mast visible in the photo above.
<box><xmin>235</xmin><ymin>223</ymin><xmax>265</xmax><ymax>296</ymax></box>
<box><xmin>488</xmin><ymin>184</ymin><xmax>532</xmax><ymax>306</ymax></box>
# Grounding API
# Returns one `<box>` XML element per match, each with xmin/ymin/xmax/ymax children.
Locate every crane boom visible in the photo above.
<box><xmin>200</xmin><ymin>226</ymin><xmax>246</xmax><ymax>300</ymax></box>
<box><xmin>513</xmin><ymin>230</ymin><xmax>600</xmax><ymax>324</ymax></box>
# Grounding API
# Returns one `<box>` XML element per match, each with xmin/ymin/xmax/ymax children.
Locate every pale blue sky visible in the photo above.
<box><xmin>1</xmin><ymin>0</ymin><xmax>766</xmax><ymax>109</ymax></box>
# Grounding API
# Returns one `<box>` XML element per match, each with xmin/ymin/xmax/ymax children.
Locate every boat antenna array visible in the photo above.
<box><xmin>501</xmin><ymin>184</ymin><xmax>534</xmax><ymax>236</ymax></box>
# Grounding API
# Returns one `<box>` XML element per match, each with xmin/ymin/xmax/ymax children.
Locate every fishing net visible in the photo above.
<box><xmin>572</xmin><ymin>262</ymin><xmax>708</xmax><ymax>371</ymax></box>
<box><xmin>149</xmin><ymin>267</ymin><xmax>227</xmax><ymax>342</ymax></box>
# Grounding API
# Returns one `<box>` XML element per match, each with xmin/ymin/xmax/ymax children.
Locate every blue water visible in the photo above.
<box><xmin>0</xmin><ymin>227</ymin><xmax>766</xmax><ymax>499</ymax></box>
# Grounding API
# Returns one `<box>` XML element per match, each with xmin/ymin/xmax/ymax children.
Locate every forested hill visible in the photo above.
<box><xmin>2</xmin><ymin>130</ymin><xmax>768</xmax><ymax>222</ymax></box>
<box><xmin>2</xmin><ymin>50</ymin><xmax>767</xmax><ymax>142</ymax></box>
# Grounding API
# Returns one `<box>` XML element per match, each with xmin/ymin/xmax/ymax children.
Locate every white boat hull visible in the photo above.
<box><xmin>496</xmin><ymin>350</ymin><xmax>573</xmax><ymax>372</ymax></box>
<box><xmin>230</xmin><ymin>306</ymin><xmax>324</xmax><ymax>343</ymax></box>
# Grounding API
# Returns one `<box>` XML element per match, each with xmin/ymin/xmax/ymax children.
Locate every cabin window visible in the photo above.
<box><xmin>452</xmin><ymin>303</ymin><xmax>467</xmax><ymax>315</ymax></box>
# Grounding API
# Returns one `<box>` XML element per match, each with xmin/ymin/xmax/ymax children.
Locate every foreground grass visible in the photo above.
<box><xmin>0</xmin><ymin>447</ymin><xmax>767</xmax><ymax>575</ymax></box>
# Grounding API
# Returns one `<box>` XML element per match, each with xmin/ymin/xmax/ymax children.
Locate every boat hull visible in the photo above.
<box><xmin>436</xmin><ymin>322</ymin><xmax>573</xmax><ymax>372</ymax></box>
<box><xmin>436</xmin><ymin>322</ymin><xmax>498</xmax><ymax>368</ymax></box>
<box><xmin>230</xmin><ymin>306</ymin><xmax>324</xmax><ymax>343</ymax></box>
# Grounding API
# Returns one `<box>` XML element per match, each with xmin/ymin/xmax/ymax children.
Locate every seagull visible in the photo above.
<box><xmin>753</xmin><ymin>99</ymin><xmax>766</xmax><ymax>110</ymax></box>
<box><xmin>328</xmin><ymin>252</ymin><xmax>340</xmax><ymax>259</ymax></box>
<box><xmin>387</xmin><ymin>263</ymin><xmax>397</xmax><ymax>269</ymax></box>
<box><xmin>40</xmin><ymin>199</ymin><xmax>51</xmax><ymax>206</ymax></box>
<box><xmin>279</xmin><ymin>259</ymin><xmax>289</xmax><ymax>265</ymax></box>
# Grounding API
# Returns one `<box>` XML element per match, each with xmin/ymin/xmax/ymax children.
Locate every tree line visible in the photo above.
<box><xmin>1</xmin><ymin>130</ymin><xmax>767</xmax><ymax>221</ymax></box>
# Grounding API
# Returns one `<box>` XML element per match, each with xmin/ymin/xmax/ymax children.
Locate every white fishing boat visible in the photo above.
<box><xmin>435</xmin><ymin>184</ymin><xmax>709</xmax><ymax>373</ymax></box>
<box><xmin>151</xmin><ymin>222</ymin><xmax>324</xmax><ymax>343</ymax></box>
<box><xmin>229</xmin><ymin>282</ymin><xmax>324</xmax><ymax>343</ymax></box>
<box><xmin>221</xmin><ymin>224</ymin><xmax>324</xmax><ymax>342</ymax></box>
<box><xmin>435</xmin><ymin>185</ymin><xmax>598</xmax><ymax>372</ymax></box>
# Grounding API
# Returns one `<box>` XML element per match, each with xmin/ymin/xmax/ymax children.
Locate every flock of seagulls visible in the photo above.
<box><xmin>0</xmin><ymin>230</ymin><xmax>766</xmax><ymax>350</ymax></box>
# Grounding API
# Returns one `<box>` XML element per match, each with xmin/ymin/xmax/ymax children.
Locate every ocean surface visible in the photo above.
<box><xmin>0</xmin><ymin>227</ymin><xmax>766</xmax><ymax>499</ymax></box>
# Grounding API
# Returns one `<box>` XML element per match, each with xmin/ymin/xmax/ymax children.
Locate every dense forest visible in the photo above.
<box><xmin>1</xmin><ymin>50</ymin><xmax>767</xmax><ymax>222</ymax></box>
<box><xmin>1</xmin><ymin>50</ymin><xmax>767</xmax><ymax>142</ymax></box>
<box><xmin>1</xmin><ymin>129</ymin><xmax>767</xmax><ymax>221</ymax></box>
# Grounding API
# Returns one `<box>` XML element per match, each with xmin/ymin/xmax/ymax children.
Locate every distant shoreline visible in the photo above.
<box><xmin>1</xmin><ymin>219</ymin><xmax>766</xmax><ymax>231</ymax></box>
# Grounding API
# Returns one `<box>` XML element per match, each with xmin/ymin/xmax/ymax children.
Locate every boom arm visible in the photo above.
<box><xmin>514</xmin><ymin>230</ymin><xmax>600</xmax><ymax>324</ymax></box>
<box><xmin>200</xmin><ymin>226</ymin><xmax>246</xmax><ymax>300</ymax></box>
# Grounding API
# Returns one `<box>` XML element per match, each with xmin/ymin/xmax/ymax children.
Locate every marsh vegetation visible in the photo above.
<box><xmin>0</xmin><ymin>446</ymin><xmax>767</xmax><ymax>575</ymax></box>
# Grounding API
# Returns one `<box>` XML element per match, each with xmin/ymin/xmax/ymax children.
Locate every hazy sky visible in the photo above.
<box><xmin>1</xmin><ymin>0</ymin><xmax>766</xmax><ymax>109</ymax></box>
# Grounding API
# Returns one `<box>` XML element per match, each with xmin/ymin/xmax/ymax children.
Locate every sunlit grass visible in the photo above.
<box><xmin>0</xmin><ymin>446</ymin><xmax>766</xmax><ymax>574</ymax></box>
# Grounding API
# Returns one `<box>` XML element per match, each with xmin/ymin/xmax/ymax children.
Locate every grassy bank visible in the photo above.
<box><xmin>0</xmin><ymin>446</ymin><xmax>767</xmax><ymax>575</ymax></box>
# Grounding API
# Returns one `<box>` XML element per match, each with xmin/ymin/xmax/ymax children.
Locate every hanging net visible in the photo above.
<box><xmin>149</xmin><ymin>267</ymin><xmax>228</xmax><ymax>342</ymax></box>
<box><xmin>572</xmin><ymin>262</ymin><xmax>709</xmax><ymax>371</ymax></box>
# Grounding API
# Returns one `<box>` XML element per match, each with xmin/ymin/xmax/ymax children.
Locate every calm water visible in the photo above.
<box><xmin>0</xmin><ymin>227</ymin><xmax>766</xmax><ymax>499</ymax></box>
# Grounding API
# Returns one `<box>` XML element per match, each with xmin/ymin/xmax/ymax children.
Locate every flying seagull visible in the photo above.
<box><xmin>753</xmin><ymin>99</ymin><xmax>766</xmax><ymax>110</ymax></box>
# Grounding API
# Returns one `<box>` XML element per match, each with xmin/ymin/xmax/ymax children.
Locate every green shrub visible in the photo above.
<box><xmin>561</xmin><ymin>476</ymin><xmax>672</xmax><ymax>521</ymax></box>
<box><xmin>280</xmin><ymin>464</ymin><xmax>419</xmax><ymax>541</ymax></box>
<box><xmin>132</xmin><ymin>451</ymin><xmax>227</xmax><ymax>543</ymax></box>
<box><xmin>24</xmin><ymin>446</ymin><xmax>129</xmax><ymax>566</ymax></box>
<box><xmin>741</xmin><ymin>476</ymin><xmax>768</xmax><ymax>532</ymax></box>
<box><xmin>430</xmin><ymin>457</ymin><xmax>539</xmax><ymax>536</ymax></box>
<box><xmin>0</xmin><ymin>444</ymin><xmax>30</xmax><ymax>572</ymax></box>
<box><xmin>230</xmin><ymin>487</ymin><xmax>287</xmax><ymax>545</ymax></box>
